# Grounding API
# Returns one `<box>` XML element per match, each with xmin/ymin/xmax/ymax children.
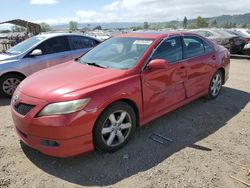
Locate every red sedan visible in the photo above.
<box><xmin>11</xmin><ymin>32</ymin><xmax>230</xmax><ymax>157</ymax></box>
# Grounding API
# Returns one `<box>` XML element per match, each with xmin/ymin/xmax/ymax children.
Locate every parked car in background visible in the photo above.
<box><xmin>192</xmin><ymin>29</ymin><xmax>246</xmax><ymax>54</ymax></box>
<box><xmin>232</xmin><ymin>29</ymin><xmax>250</xmax><ymax>42</ymax></box>
<box><xmin>11</xmin><ymin>31</ymin><xmax>230</xmax><ymax>157</ymax></box>
<box><xmin>0</xmin><ymin>33</ymin><xmax>100</xmax><ymax>97</ymax></box>
<box><xmin>226</xmin><ymin>29</ymin><xmax>250</xmax><ymax>55</ymax></box>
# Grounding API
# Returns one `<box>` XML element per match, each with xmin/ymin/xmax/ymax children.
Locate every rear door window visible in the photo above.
<box><xmin>68</xmin><ymin>36</ymin><xmax>99</xmax><ymax>50</ymax></box>
<box><xmin>203</xmin><ymin>41</ymin><xmax>214</xmax><ymax>53</ymax></box>
<box><xmin>152</xmin><ymin>36</ymin><xmax>183</xmax><ymax>63</ymax></box>
<box><xmin>36</xmin><ymin>36</ymin><xmax>70</xmax><ymax>55</ymax></box>
<box><xmin>183</xmin><ymin>36</ymin><xmax>205</xmax><ymax>58</ymax></box>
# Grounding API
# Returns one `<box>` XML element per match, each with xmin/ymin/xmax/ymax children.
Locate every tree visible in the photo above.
<box><xmin>93</xmin><ymin>25</ymin><xmax>102</xmax><ymax>30</ymax></box>
<box><xmin>211</xmin><ymin>19</ymin><xmax>217</xmax><ymax>27</ymax></box>
<box><xmin>69</xmin><ymin>21</ymin><xmax>78</xmax><ymax>31</ymax></box>
<box><xmin>11</xmin><ymin>25</ymin><xmax>26</xmax><ymax>32</ymax></box>
<box><xmin>196</xmin><ymin>16</ymin><xmax>209</xmax><ymax>28</ymax></box>
<box><xmin>223</xmin><ymin>22</ymin><xmax>236</xmax><ymax>28</ymax></box>
<box><xmin>0</xmin><ymin>30</ymin><xmax>11</xmax><ymax>33</ymax></box>
<box><xmin>183</xmin><ymin>16</ymin><xmax>188</xmax><ymax>28</ymax></box>
<box><xmin>242</xmin><ymin>23</ymin><xmax>247</xmax><ymax>28</ymax></box>
<box><xmin>143</xmin><ymin>21</ymin><xmax>149</xmax><ymax>29</ymax></box>
<box><xmin>40</xmin><ymin>22</ymin><xmax>51</xmax><ymax>32</ymax></box>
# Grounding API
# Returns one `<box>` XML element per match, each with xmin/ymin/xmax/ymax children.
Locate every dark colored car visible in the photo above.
<box><xmin>192</xmin><ymin>29</ymin><xmax>246</xmax><ymax>54</ymax></box>
<box><xmin>226</xmin><ymin>29</ymin><xmax>250</xmax><ymax>55</ymax></box>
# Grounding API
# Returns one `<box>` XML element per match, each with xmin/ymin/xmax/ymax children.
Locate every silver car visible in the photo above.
<box><xmin>0</xmin><ymin>33</ymin><xmax>100</xmax><ymax>97</ymax></box>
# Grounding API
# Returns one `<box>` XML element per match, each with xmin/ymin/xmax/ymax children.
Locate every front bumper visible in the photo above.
<box><xmin>11</xmin><ymin>90</ymin><xmax>97</xmax><ymax>157</ymax></box>
<box><xmin>14</xmin><ymin>126</ymin><xmax>93</xmax><ymax>157</ymax></box>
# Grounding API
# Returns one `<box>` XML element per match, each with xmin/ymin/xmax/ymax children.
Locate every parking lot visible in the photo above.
<box><xmin>0</xmin><ymin>59</ymin><xmax>249</xmax><ymax>188</ymax></box>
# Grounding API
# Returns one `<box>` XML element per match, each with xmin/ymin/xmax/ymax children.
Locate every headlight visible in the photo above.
<box><xmin>38</xmin><ymin>98</ymin><xmax>90</xmax><ymax>116</ymax></box>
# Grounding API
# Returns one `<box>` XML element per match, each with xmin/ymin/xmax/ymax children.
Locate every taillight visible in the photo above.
<box><xmin>245</xmin><ymin>38</ymin><xmax>250</xmax><ymax>43</ymax></box>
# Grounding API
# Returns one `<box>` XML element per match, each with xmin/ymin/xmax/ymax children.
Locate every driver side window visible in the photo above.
<box><xmin>36</xmin><ymin>36</ymin><xmax>70</xmax><ymax>55</ymax></box>
<box><xmin>152</xmin><ymin>36</ymin><xmax>183</xmax><ymax>64</ymax></box>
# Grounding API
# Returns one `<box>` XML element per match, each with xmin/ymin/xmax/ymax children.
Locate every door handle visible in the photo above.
<box><xmin>212</xmin><ymin>55</ymin><xmax>216</xmax><ymax>60</ymax></box>
<box><xmin>60</xmin><ymin>55</ymin><xmax>69</xmax><ymax>58</ymax></box>
<box><xmin>179</xmin><ymin>66</ymin><xmax>185</xmax><ymax>69</ymax></box>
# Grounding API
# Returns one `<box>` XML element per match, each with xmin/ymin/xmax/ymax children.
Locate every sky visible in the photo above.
<box><xmin>1</xmin><ymin>0</ymin><xmax>250</xmax><ymax>27</ymax></box>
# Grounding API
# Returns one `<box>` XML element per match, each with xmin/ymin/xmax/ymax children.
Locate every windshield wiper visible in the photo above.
<box><xmin>86</xmin><ymin>62</ymin><xmax>108</xmax><ymax>69</ymax></box>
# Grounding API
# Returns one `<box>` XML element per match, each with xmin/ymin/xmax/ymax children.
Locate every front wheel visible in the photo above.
<box><xmin>208</xmin><ymin>70</ymin><xmax>223</xmax><ymax>99</ymax></box>
<box><xmin>93</xmin><ymin>102</ymin><xmax>136</xmax><ymax>152</ymax></box>
<box><xmin>0</xmin><ymin>74</ymin><xmax>24</xmax><ymax>98</ymax></box>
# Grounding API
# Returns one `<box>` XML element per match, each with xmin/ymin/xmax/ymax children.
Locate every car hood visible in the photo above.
<box><xmin>0</xmin><ymin>53</ymin><xmax>20</xmax><ymax>62</ymax></box>
<box><xmin>18</xmin><ymin>61</ymin><xmax>127</xmax><ymax>101</ymax></box>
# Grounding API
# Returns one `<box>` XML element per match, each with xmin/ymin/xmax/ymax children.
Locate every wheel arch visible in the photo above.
<box><xmin>94</xmin><ymin>98</ymin><xmax>140</xmax><ymax>131</ymax></box>
<box><xmin>218</xmin><ymin>67</ymin><xmax>225</xmax><ymax>84</ymax></box>
<box><xmin>0</xmin><ymin>71</ymin><xmax>26</xmax><ymax>79</ymax></box>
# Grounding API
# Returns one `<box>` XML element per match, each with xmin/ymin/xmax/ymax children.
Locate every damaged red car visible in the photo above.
<box><xmin>11</xmin><ymin>32</ymin><xmax>230</xmax><ymax>157</ymax></box>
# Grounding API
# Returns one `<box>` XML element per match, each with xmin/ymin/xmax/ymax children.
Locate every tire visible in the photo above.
<box><xmin>207</xmin><ymin>70</ymin><xmax>223</xmax><ymax>99</ymax></box>
<box><xmin>93</xmin><ymin>101</ymin><xmax>136</xmax><ymax>152</ymax></box>
<box><xmin>0</xmin><ymin>74</ymin><xmax>25</xmax><ymax>98</ymax></box>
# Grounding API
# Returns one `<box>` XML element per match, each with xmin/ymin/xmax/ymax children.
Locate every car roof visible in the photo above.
<box><xmin>115</xmin><ymin>31</ymin><xmax>198</xmax><ymax>40</ymax></box>
<box><xmin>35</xmin><ymin>33</ymin><xmax>100</xmax><ymax>41</ymax></box>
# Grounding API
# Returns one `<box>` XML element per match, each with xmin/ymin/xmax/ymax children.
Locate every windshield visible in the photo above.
<box><xmin>213</xmin><ymin>30</ymin><xmax>237</xmax><ymax>38</ymax></box>
<box><xmin>6</xmin><ymin>36</ymin><xmax>46</xmax><ymax>54</ymax></box>
<box><xmin>79</xmin><ymin>37</ymin><xmax>154</xmax><ymax>70</ymax></box>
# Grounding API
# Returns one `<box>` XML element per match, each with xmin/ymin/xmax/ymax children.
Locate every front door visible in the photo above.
<box><xmin>28</xmin><ymin>36</ymin><xmax>72</xmax><ymax>74</ymax></box>
<box><xmin>141</xmin><ymin>36</ymin><xmax>187</xmax><ymax>117</ymax></box>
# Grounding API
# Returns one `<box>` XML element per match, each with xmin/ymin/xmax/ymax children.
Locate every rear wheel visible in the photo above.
<box><xmin>0</xmin><ymin>74</ymin><xmax>24</xmax><ymax>97</ymax></box>
<box><xmin>93</xmin><ymin>102</ymin><xmax>136</xmax><ymax>152</ymax></box>
<box><xmin>208</xmin><ymin>70</ymin><xmax>223</xmax><ymax>99</ymax></box>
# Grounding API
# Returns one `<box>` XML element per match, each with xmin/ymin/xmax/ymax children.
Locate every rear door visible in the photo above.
<box><xmin>141</xmin><ymin>36</ymin><xmax>187</xmax><ymax>117</ymax></box>
<box><xmin>28</xmin><ymin>36</ymin><xmax>72</xmax><ymax>73</ymax></box>
<box><xmin>68</xmin><ymin>36</ymin><xmax>100</xmax><ymax>60</ymax></box>
<box><xmin>182</xmin><ymin>35</ymin><xmax>215</xmax><ymax>97</ymax></box>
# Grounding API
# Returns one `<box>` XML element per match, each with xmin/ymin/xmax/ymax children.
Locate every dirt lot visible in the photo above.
<box><xmin>0</xmin><ymin>59</ymin><xmax>250</xmax><ymax>188</ymax></box>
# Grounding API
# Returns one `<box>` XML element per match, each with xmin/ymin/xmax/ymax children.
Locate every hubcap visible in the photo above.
<box><xmin>2</xmin><ymin>78</ymin><xmax>21</xmax><ymax>96</ymax></box>
<box><xmin>211</xmin><ymin>73</ymin><xmax>222</xmax><ymax>97</ymax></box>
<box><xmin>101</xmin><ymin>110</ymin><xmax>132</xmax><ymax>147</ymax></box>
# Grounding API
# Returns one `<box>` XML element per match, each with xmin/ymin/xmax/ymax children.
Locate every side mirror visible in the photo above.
<box><xmin>30</xmin><ymin>49</ymin><xmax>42</xmax><ymax>56</ymax></box>
<box><xmin>147</xmin><ymin>59</ymin><xmax>169</xmax><ymax>70</ymax></box>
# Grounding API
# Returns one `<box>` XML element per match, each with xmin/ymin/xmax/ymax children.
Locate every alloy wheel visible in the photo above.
<box><xmin>210</xmin><ymin>73</ymin><xmax>222</xmax><ymax>97</ymax></box>
<box><xmin>101</xmin><ymin>110</ymin><xmax>132</xmax><ymax>147</ymax></box>
<box><xmin>2</xmin><ymin>78</ymin><xmax>21</xmax><ymax>96</ymax></box>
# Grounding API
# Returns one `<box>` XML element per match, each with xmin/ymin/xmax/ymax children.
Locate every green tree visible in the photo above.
<box><xmin>11</xmin><ymin>25</ymin><xmax>26</xmax><ymax>32</ymax></box>
<box><xmin>143</xmin><ymin>21</ymin><xmax>149</xmax><ymax>29</ymax></box>
<box><xmin>40</xmin><ymin>22</ymin><xmax>51</xmax><ymax>32</ymax></box>
<box><xmin>69</xmin><ymin>21</ymin><xmax>78</xmax><ymax>31</ymax></box>
<box><xmin>0</xmin><ymin>30</ymin><xmax>11</xmax><ymax>33</ymax></box>
<box><xmin>211</xmin><ymin>19</ymin><xmax>217</xmax><ymax>27</ymax></box>
<box><xmin>183</xmin><ymin>16</ymin><xmax>188</xmax><ymax>28</ymax></box>
<box><xmin>93</xmin><ymin>25</ymin><xmax>102</xmax><ymax>30</ymax></box>
<box><xmin>196</xmin><ymin>16</ymin><xmax>209</xmax><ymax>28</ymax></box>
<box><xmin>223</xmin><ymin>22</ymin><xmax>236</xmax><ymax>28</ymax></box>
<box><xmin>187</xmin><ymin>24</ymin><xmax>197</xmax><ymax>29</ymax></box>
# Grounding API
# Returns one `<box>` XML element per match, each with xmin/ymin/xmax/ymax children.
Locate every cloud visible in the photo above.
<box><xmin>34</xmin><ymin>0</ymin><xmax>250</xmax><ymax>23</ymax></box>
<box><xmin>34</xmin><ymin>17</ymin><xmax>75</xmax><ymax>24</ymax></box>
<box><xmin>30</xmin><ymin>0</ymin><xmax>58</xmax><ymax>5</ymax></box>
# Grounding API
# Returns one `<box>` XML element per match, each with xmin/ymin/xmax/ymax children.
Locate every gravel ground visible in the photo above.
<box><xmin>0</xmin><ymin>59</ymin><xmax>250</xmax><ymax>188</ymax></box>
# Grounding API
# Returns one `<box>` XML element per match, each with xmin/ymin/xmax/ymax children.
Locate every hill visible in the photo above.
<box><xmin>149</xmin><ymin>12</ymin><xmax>250</xmax><ymax>29</ymax></box>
